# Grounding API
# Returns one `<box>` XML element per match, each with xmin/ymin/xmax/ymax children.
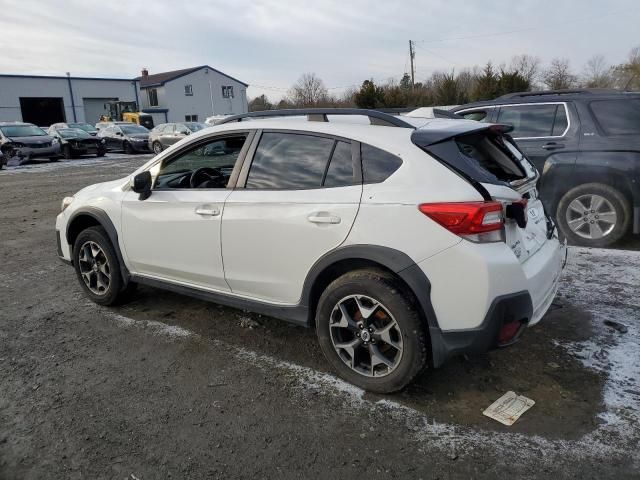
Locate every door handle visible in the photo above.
<box><xmin>541</xmin><ymin>142</ymin><xmax>564</xmax><ymax>150</ymax></box>
<box><xmin>195</xmin><ymin>206</ymin><xmax>220</xmax><ymax>216</ymax></box>
<box><xmin>308</xmin><ymin>214</ymin><xmax>341</xmax><ymax>224</ymax></box>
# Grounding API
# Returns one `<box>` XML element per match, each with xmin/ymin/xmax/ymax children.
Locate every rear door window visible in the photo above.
<box><xmin>590</xmin><ymin>99</ymin><xmax>640</xmax><ymax>135</ymax></box>
<box><xmin>323</xmin><ymin>141</ymin><xmax>355</xmax><ymax>187</ymax></box>
<box><xmin>361</xmin><ymin>144</ymin><xmax>402</xmax><ymax>183</ymax></box>
<box><xmin>497</xmin><ymin>104</ymin><xmax>567</xmax><ymax>138</ymax></box>
<box><xmin>461</xmin><ymin>110</ymin><xmax>491</xmax><ymax>122</ymax></box>
<box><xmin>246</xmin><ymin>132</ymin><xmax>334</xmax><ymax>189</ymax></box>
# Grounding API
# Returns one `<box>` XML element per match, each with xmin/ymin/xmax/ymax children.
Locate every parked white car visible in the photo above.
<box><xmin>56</xmin><ymin>109</ymin><xmax>566</xmax><ymax>392</ymax></box>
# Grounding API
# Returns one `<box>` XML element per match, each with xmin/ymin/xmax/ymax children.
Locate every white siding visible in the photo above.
<box><xmin>141</xmin><ymin>67</ymin><xmax>248</xmax><ymax>123</ymax></box>
<box><xmin>0</xmin><ymin>75</ymin><xmax>141</xmax><ymax>124</ymax></box>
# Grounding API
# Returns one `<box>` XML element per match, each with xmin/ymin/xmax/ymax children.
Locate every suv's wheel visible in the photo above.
<box><xmin>556</xmin><ymin>183</ymin><xmax>631</xmax><ymax>247</ymax></box>
<box><xmin>123</xmin><ymin>142</ymin><xmax>133</xmax><ymax>155</ymax></box>
<box><xmin>316</xmin><ymin>269</ymin><xmax>428</xmax><ymax>393</ymax></box>
<box><xmin>72</xmin><ymin>226</ymin><xmax>129</xmax><ymax>306</ymax></box>
<box><xmin>152</xmin><ymin>141</ymin><xmax>163</xmax><ymax>154</ymax></box>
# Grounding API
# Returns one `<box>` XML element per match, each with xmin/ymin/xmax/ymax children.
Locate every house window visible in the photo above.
<box><xmin>148</xmin><ymin>88</ymin><xmax>158</xmax><ymax>107</ymax></box>
<box><xmin>185</xmin><ymin>115</ymin><xmax>198</xmax><ymax>122</ymax></box>
<box><xmin>222</xmin><ymin>86</ymin><xmax>234</xmax><ymax>98</ymax></box>
<box><xmin>184</xmin><ymin>84</ymin><xmax>193</xmax><ymax>96</ymax></box>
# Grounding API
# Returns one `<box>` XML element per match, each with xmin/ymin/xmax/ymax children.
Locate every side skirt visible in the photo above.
<box><xmin>131</xmin><ymin>275</ymin><xmax>309</xmax><ymax>327</ymax></box>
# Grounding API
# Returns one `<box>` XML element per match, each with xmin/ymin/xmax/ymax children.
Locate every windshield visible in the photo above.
<box><xmin>184</xmin><ymin>122</ymin><xmax>207</xmax><ymax>132</ymax></box>
<box><xmin>58</xmin><ymin>128</ymin><xmax>91</xmax><ymax>139</ymax></box>
<box><xmin>69</xmin><ymin>123</ymin><xmax>98</xmax><ymax>133</ymax></box>
<box><xmin>0</xmin><ymin>125</ymin><xmax>47</xmax><ymax>137</ymax></box>
<box><xmin>121</xmin><ymin>125</ymin><xmax>149</xmax><ymax>135</ymax></box>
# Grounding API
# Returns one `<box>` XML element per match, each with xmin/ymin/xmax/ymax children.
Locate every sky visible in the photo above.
<box><xmin>0</xmin><ymin>0</ymin><xmax>638</xmax><ymax>100</ymax></box>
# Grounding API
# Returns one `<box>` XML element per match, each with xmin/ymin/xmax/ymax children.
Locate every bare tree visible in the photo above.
<box><xmin>612</xmin><ymin>46</ymin><xmax>640</xmax><ymax>90</ymax></box>
<box><xmin>582</xmin><ymin>55</ymin><xmax>613</xmax><ymax>88</ymax></box>
<box><xmin>287</xmin><ymin>73</ymin><xmax>329</xmax><ymax>107</ymax></box>
<box><xmin>543</xmin><ymin>58</ymin><xmax>578</xmax><ymax>90</ymax></box>
<box><xmin>510</xmin><ymin>54</ymin><xmax>541</xmax><ymax>86</ymax></box>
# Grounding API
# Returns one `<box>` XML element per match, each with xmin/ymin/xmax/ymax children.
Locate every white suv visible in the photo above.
<box><xmin>56</xmin><ymin>109</ymin><xmax>566</xmax><ymax>393</ymax></box>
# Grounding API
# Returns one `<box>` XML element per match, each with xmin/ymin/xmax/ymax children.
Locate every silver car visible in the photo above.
<box><xmin>148</xmin><ymin>122</ymin><xmax>207</xmax><ymax>154</ymax></box>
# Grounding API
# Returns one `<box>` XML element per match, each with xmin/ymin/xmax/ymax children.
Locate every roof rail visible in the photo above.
<box><xmin>498</xmin><ymin>88</ymin><xmax>621</xmax><ymax>99</ymax></box>
<box><xmin>215</xmin><ymin>108</ymin><xmax>415</xmax><ymax>128</ymax></box>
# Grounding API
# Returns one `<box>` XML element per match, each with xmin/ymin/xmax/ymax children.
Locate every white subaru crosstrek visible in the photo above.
<box><xmin>56</xmin><ymin>109</ymin><xmax>566</xmax><ymax>393</ymax></box>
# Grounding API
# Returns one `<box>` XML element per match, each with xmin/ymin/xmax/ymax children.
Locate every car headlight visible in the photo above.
<box><xmin>61</xmin><ymin>196</ymin><xmax>74</xmax><ymax>212</ymax></box>
<box><xmin>52</xmin><ymin>137</ymin><xmax>59</xmax><ymax>144</ymax></box>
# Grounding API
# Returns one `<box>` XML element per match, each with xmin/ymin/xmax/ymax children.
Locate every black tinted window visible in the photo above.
<box><xmin>497</xmin><ymin>104</ymin><xmax>559</xmax><ymax>137</ymax></box>
<box><xmin>361</xmin><ymin>144</ymin><xmax>402</xmax><ymax>183</ymax></box>
<box><xmin>323</xmin><ymin>141</ymin><xmax>354</xmax><ymax>187</ymax></box>
<box><xmin>590</xmin><ymin>99</ymin><xmax>640</xmax><ymax>135</ymax></box>
<box><xmin>246</xmin><ymin>133</ymin><xmax>334</xmax><ymax>189</ymax></box>
<box><xmin>552</xmin><ymin>107</ymin><xmax>568</xmax><ymax>136</ymax></box>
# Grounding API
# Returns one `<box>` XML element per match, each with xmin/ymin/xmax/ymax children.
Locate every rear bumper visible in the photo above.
<box><xmin>430</xmin><ymin>291</ymin><xmax>533</xmax><ymax>366</ymax></box>
<box><xmin>416</xmin><ymin>236</ymin><xmax>565</xmax><ymax>367</ymax></box>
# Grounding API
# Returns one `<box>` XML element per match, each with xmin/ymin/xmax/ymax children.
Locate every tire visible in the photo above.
<box><xmin>152</xmin><ymin>141</ymin><xmax>163</xmax><ymax>154</ymax></box>
<box><xmin>123</xmin><ymin>142</ymin><xmax>133</xmax><ymax>155</ymax></box>
<box><xmin>556</xmin><ymin>183</ymin><xmax>631</xmax><ymax>247</ymax></box>
<box><xmin>316</xmin><ymin>269</ymin><xmax>428</xmax><ymax>393</ymax></box>
<box><xmin>49</xmin><ymin>157</ymin><xmax>58</xmax><ymax>162</ymax></box>
<box><xmin>72</xmin><ymin>226</ymin><xmax>131</xmax><ymax>306</ymax></box>
<box><xmin>96</xmin><ymin>148</ymin><xmax>106</xmax><ymax>157</ymax></box>
<box><xmin>62</xmin><ymin>145</ymin><xmax>73</xmax><ymax>160</ymax></box>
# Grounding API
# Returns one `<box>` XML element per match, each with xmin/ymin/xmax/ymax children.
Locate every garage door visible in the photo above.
<box><xmin>83</xmin><ymin>98</ymin><xmax>116</xmax><ymax>124</ymax></box>
<box><xmin>19</xmin><ymin>97</ymin><xmax>65</xmax><ymax>126</ymax></box>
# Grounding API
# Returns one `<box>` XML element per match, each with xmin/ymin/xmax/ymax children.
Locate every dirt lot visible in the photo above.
<box><xmin>1</xmin><ymin>155</ymin><xmax>639</xmax><ymax>479</ymax></box>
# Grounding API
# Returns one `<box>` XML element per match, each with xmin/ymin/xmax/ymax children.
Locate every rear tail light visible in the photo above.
<box><xmin>418</xmin><ymin>201</ymin><xmax>505</xmax><ymax>243</ymax></box>
<box><xmin>497</xmin><ymin>319</ymin><xmax>525</xmax><ymax>346</ymax></box>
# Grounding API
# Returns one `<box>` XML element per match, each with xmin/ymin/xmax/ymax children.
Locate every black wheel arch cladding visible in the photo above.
<box><xmin>66</xmin><ymin>207</ymin><xmax>130</xmax><ymax>283</ymax></box>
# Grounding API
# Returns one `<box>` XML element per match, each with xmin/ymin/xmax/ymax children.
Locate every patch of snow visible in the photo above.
<box><xmin>105</xmin><ymin>311</ymin><xmax>195</xmax><ymax>339</ymax></box>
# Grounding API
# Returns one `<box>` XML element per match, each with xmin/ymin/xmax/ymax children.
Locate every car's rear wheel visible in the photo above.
<box><xmin>72</xmin><ymin>226</ymin><xmax>131</xmax><ymax>306</ymax></box>
<box><xmin>316</xmin><ymin>269</ymin><xmax>428</xmax><ymax>393</ymax></box>
<box><xmin>152</xmin><ymin>141</ymin><xmax>163</xmax><ymax>154</ymax></box>
<box><xmin>556</xmin><ymin>183</ymin><xmax>631</xmax><ymax>247</ymax></box>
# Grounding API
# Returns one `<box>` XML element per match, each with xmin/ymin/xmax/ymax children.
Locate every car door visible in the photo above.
<box><xmin>221</xmin><ymin>130</ymin><xmax>362</xmax><ymax>304</ymax></box>
<box><xmin>159</xmin><ymin>124</ymin><xmax>175</xmax><ymax>148</ymax></box>
<box><xmin>120</xmin><ymin>131</ymin><xmax>252</xmax><ymax>291</ymax></box>
<box><xmin>495</xmin><ymin>102</ymin><xmax>579</xmax><ymax>173</ymax></box>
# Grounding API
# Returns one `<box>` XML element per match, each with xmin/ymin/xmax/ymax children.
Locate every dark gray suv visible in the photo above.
<box><xmin>452</xmin><ymin>89</ymin><xmax>640</xmax><ymax>247</ymax></box>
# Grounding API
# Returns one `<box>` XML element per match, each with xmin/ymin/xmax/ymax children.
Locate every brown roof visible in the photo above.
<box><xmin>135</xmin><ymin>65</ymin><xmax>248</xmax><ymax>88</ymax></box>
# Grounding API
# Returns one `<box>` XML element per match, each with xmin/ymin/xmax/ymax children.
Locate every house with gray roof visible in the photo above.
<box><xmin>136</xmin><ymin>65</ymin><xmax>249</xmax><ymax>124</ymax></box>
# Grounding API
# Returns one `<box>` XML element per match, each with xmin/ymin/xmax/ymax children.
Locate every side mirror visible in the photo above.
<box><xmin>131</xmin><ymin>171</ymin><xmax>152</xmax><ymax>200</ymax></box>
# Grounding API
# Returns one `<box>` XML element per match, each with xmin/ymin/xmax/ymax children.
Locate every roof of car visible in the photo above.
<box><xmin>0</xmin><ymin>121</ymin><xmax>33</xmax><ymax>126</ymax></box>
<box><xmin>189</xmin><ymin>116</ymin><xmax>506</xmax><ymax>150</ymax></box>
<box><xmin>453</xmin><ymin>89</ymin><xmax>640</xmax><ymax>110</ymax></box>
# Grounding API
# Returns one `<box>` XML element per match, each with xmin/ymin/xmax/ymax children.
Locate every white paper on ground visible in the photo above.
<box><xmin>483</xmin><ymin>391</ymin><xmax>535</xmax><ymax>426</ymax></box>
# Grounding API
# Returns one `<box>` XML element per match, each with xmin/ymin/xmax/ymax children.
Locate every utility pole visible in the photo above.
<box><xmin>409</xmin><ymin>40</ymin><xmax>415</xmax><ymax>89</ymax></box>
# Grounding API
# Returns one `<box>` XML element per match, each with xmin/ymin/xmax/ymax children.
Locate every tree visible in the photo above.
<box><xmin>471</xmin><ymin>63</ymin><xmax>499</xmax><ymax>101</ymax></box>
<box><xmin>432</xmin><ymin>71</ymin><xmax>466</xmax><ymax>105</ymax></box>
<box><xmin>399</xmin><ymin>73</ymin><xmax>412</xmax><ymax>91</ymax></box>
<box><xmin>582</xmin><ymin>55</ymin><xmax>614</xmax><ymax>88</ymax></box>
<box><xmin>248</xmin><ymin>94</ymin><xmax>273</xmax><ymax>112</ymax></box>
<box><xmin>543</xmin><ymin>58</ymin><xmax>578</xmax><ymax>90</ymax></box>
<box><xmin>611</xmin><ymin>46</ymin><xmax>640</xmax><ymax>90</ymax></box>
<box><xmin>287</xmin><ymin>73</ymin><xmax>329</xmax><ymax>107</ymax></box>
<box><xmin>354</xmin><ymin>79</ymin><xmax>385</xmax><ymax>108</ymax></box>
<box><xmin>509</xmin><ymin>54</ymin><xmax>541</xmax><ymax>85</ymax></box>
<box><xmin>497</xmin><ymin>70</ymin><xmax>530</xmax><ymax>96</ymax></box>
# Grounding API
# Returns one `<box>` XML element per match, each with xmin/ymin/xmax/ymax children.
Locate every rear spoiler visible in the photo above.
<box><xmin>411</xmin><ymin>121</ymin><xmax>514</xmax><ymax>147</ymax></box>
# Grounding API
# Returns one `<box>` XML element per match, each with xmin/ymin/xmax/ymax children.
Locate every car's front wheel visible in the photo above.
<box><xmin>316</xmin><ymin>269</ymin><xmax>428</xmax><ymax>393</ymax></box>
<box><xmin>62</xmin><ymin>144</ymin><xmax>73</xmax><ymax>160</ymax></box>
<box><xmin>123</xmin><ymin>141</ymin><xmax>133</xmax><ymax>155</ymax></box>
<box><xmin>556</xmin><ymin>183</ymin><xmax>631</xmax><ymax>247</ymax></box>
<box><xmin>72</xmin><ymin>226</ymin><xmax>130</xmax><ymax>306</ymax></box>
<box><xmin>152</xmin><ymin>141</ymin><xmax>163</xmax><ymax>154</ymax></box>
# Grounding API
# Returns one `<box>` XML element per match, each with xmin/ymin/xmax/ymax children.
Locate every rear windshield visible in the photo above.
<box><xmin>420</xmin><ymin>131</ymin><xmax>528</xmax><ymax>185</ymax></box>
<box><xmin>590</xmin><ymin>99</ymin><xmax>640</xmax><ymax>135</ymax></box>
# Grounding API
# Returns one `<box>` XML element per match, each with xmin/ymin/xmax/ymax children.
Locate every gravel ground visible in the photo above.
<box><xmin>1</xmin><ymin>155</ymin><xmax>639</xmax><ymax>479</ymax></box>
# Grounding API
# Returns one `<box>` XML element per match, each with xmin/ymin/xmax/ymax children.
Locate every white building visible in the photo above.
<box><xmin>0</xmin><ymin>73</ymin><xmax>141</xmax><ymax>125</ymax></box>
<box><xmin>137</xmin><ymin>66</ymin><xmax>248</xmax><ymax>125</ymax></box>
<box><xmin>0</xmin><ymin>65</ymin><xmax>248</xmax><ymax>127</ymax></box>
